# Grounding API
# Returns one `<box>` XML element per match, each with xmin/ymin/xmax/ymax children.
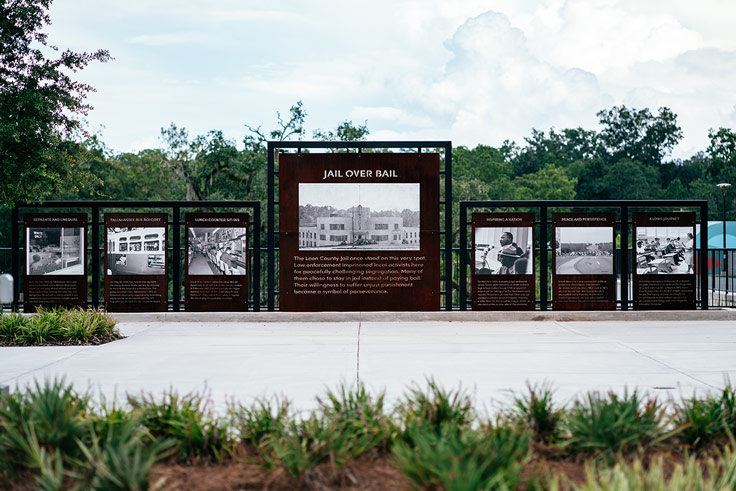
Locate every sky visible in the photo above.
<box><xmin>46</xmin><ymin>0</ymin><xmax>736</xmax><ymax>159</ymax></box>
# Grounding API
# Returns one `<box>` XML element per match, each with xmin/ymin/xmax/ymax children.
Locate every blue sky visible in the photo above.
<box><xmin>47</xmin><ymin>0</ymin><xmax>736</xmax><ymax>158</ymax></box>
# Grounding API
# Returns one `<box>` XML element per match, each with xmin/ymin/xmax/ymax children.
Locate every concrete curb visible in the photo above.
<box><xmin>109</xmin><ymin>309</ymin><xmax>736</xmax><ymax>323</ymax></box>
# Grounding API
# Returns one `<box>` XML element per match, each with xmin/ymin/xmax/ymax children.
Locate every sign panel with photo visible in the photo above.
<box><xmin>471</xmin><ymin>213</ymin><xmax>535</xmax><ymax>310</ymax></box>
<box><xmin>552</xmin><ymin>213</ymin><xmax>616</xmax><ymax>310</ymax></box>
<box><xmin>24</xmin><ymin>214</ymin><xmax>87</xmax><ymax>311</ymax></box>
<box><xmin>633</xmin><ymin>212</ymin><xmax>696</xmax><ymax>309</ymax></box>
<box><xmin>185</xmin><ymin>213</ymin><xmax>249</xmax><ymax>311</ymax></box>
<box><xmin>279</xmin><ymin>152</ymin><xmax>440</xmax><ymax>311</ymax></box>
<box><xmin>104</xmin><ymin>213</ymin><xmax>168</xmax><ymax>312</ymax></box>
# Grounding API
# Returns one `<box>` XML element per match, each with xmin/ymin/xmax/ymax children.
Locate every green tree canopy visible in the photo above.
<box><xmin>0</xmin><ymin>0</ymin><xmax>110</xmax><ymax>207</ymax></box>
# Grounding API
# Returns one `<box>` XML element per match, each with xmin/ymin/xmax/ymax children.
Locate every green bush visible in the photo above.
<box><xmin>575</xmin><ymin>445</ymin><xmax>736</xmax><ymax>490</ymax></box>
<box><xmin>396</xmin><ymin>378</ymin><xmax>474</xmax><ymax>437</ymax></box>
<box><xmin>128</xmin><ymin>390</ymin><xmax>231</xmax><ymax>462</ymax></box>
<box><xmin>674</xmin><ymin>382</ymin><xmax>736</xmax><ymax>448</ymax></box>
<box><xmin>562</xmin><ymin>390</ymin><xmax>671</xmax><ymax>459</ymax></box>
<box><xmin>0</xmin><ymin>378</ymin><xmax>91</xmax><ymax>476</ymax></box>
<box><xmin>260</xmin><ymin>383</ymin><xmax>395</xmax><ymax>479</ymax></box>
<box><xmin>510</xmin><ymin>382</ymin><xmax>562</xmax><ymax>444</ymax></box>
<box><xmin>392</xmin><ymin>420</ymin><xmax>531</xmax><ymax>491</ymax></box>
<box><xmin>229</xmin><ymin>396</ymin><xmax>291</xmax><ymax>448</ymax></box>
<box><xmin>77</xmin><ymin>412</ymin><xmax>174</xmax><ymax>490</ymax></box>
<box><xmin>0</xmin><ymin>308</ymin><xmax>120</xmax><ymax>346</ymax></box>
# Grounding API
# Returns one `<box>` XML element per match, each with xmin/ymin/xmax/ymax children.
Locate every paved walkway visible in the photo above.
<box><xmin>2</xmin><ymin>318</ymin><xmax>735</xmax><ymax>413</ymax></box>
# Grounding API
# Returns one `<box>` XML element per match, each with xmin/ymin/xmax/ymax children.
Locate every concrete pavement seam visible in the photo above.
<box><xmin>0</xmin><ymin>346</ymin><xmax>92</xmax><ymax>387</ymax></box>
<box><xmin>557</xmin><ymin>322</ymin><xmax>719</xmax><ymax>391</ymax></box>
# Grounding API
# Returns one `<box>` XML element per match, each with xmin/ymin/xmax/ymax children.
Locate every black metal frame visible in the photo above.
<box><xmin>11</xmin><ymin>200</ymin><xmax>261</xmax><ymax>311</ymax></box>
<box><xmin>267</xmin><ymin>141</ymin><xmax>453</xmax><ymax>311</ymax></box>
<box><xmin>459</xmin><ymin>200</ymin><xmax>709</xmax><ymax>310</ymax></box>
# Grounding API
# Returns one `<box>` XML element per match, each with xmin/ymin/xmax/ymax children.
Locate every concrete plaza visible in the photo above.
<box><xmin>2</xmin><ymin>312</ymin><xmax>736</xmax><ymax>413</ymax></box>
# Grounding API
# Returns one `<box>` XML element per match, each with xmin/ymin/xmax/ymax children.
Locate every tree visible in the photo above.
<box><xmin>313</xmin><ymin>120</ymin><xmax>369</xmax><ymax>142</ymax></box>
<box><xmin>160</xmin><ymin>125</ymin><xmax>246</xmax><ymax>201</ymax></box>
<box><xmin>597</xmin><ymin>106</ymin><xmax>682</xmax><ymax>166</ymax></box>
<box><xmin>0</xmin><ymin>0</ymin><xmax>110</xmax><ymax>207</ymax></box>
<box><xmin>514</xmin><ymin>164</ymin><xmax>577</xmax><ymax>200</ymax></box>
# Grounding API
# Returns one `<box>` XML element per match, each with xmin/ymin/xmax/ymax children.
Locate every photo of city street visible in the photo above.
<box><xmin>555</xmin><ymin>227</ymin><xmax>614</xmax><ymax>275</ymax></box>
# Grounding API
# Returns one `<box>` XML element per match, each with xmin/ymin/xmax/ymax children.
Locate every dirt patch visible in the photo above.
<box><xmin>0</xmin><ymin>334</ymin><xmax>124</xmax><ymax>347</ymax></box>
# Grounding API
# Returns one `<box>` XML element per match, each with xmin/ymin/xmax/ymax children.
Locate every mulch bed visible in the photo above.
<box><xmin>0</xmin><ymin>334</ymin><xmax>125</xmax><ymax>347</ymax></box>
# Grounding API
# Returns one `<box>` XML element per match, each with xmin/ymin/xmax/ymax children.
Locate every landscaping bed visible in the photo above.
<box><xmin>1</xmin><ymin>379</ymin><xmax>735</xmax><ymax>489</ymax></box>
<box><xmin>0</xmin><ymin>308</ymin><xmax>122</xmax><ymax>346</ymax></box>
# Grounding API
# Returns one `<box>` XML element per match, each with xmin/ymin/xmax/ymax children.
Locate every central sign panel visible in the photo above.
<box><xmin>279</xmin><ymin>153</ymin><xmax>439</xmax><ymax>311</ymax></box>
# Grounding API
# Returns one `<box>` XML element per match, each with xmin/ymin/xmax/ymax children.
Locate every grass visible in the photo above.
<box><xmin>0</xmin><ymin>307</ymin><xmax>121</xmax><ymax>346</ymax></box>
<box><xmin>4</xmin><ymin>380</ymin><xmax>736</xmax><ymax>489</ymax></box>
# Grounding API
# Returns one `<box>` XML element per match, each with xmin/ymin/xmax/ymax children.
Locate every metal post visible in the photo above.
<box><xmin>11</xmin><ymin>207</ymin><xmax>19</xmax><ymax>311</ymax></box>
<box><xmin>252</xmin><ymin>203</ymin><xmax>261</xmax><ymax>311</ymax></box>
<box><xmin>459</xmin><ymin>202</ymin><xmax>468</xmax><ymax>310</ymax></box>
<box><xmin>444</xmin><ymin>143</ymin><xmax>453</xmax><ymax>311</ymax></box>
<box><xmin>91</xmin><ymin>206</ymin><xmax>100</xmax><ymax>309</ymax></box>
<box><xmin>267</xmin><ymin>143</ymin><xmax>275</xmax><ymax>310</ymax></box>
<box><xmin>172</xmin><ymin>206</ymin><xmax>181</xmax><ymax>311</ymax></box>
<box><xmin>701</xmin><ymin>202</ymin><xmax>709</xmax><ymax>309</ymax></box>
<box><xmin>539</xmin><ymin>206</ymin><xmax>548</xmax><ymax>310</ymax></box>
<box><xmin>620</xmin><ymin>206</ymin><xmax>629</xmax><ymax>310</ymax></box>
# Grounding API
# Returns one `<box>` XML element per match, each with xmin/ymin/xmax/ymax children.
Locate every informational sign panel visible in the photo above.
<box><xmin>471</xmin><ymin>213</ymin><xmax>535</xmax><ymax>310</ymax></box>
<box><xmin>552</xmin><ymin>213</ymin><xmax>616</xmax><ymax>310</ymax></box>
<box><xmin>104</xmin><ymin>213</ymin><xmax>168</xmax><ymax>312</ymax></box>
<box><xmin>279</xmin><ymin>152</ymin><xmax>440</xmax><ymax>311</ymax></box>
<box><xmin>185</xmin><ymin>213</ymin><xmax>249</xmax><ymax>311</ymax></box>
<box><xmin>633</xmin><ymin>212</ymin><xmax>696</xmax><ymax>309</ymax></box>
<box><xmin>24</xmin><ymin>213</ymin><xmax>87</xmax><ymax>312</ymax></box>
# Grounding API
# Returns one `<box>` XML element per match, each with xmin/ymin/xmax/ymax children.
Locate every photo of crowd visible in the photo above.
<box><xmin>635</xmin><ymin>227</ymin><xmax>694</xmax><ymax>274</ymax></box>
<box><xmin>474</xmin><ymin>227</ymin><xmax>532</xmax><ymax>275</ymax></box>
<box><xmin>188</xmin><ymin>227</ymin><xmax>247</xmax><ymax>275</ymax></box>
<box><xmin>27</xmin><ymin>227</ymin><xmax>84</xmax><ymax>275</ymax></box>
<box><xmin>555</xmin><ymin>227</ymin><xmax>614</xmax><ymax>275</ymax></box>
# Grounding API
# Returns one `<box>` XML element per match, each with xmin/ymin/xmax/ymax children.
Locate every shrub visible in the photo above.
<box><xmin>392</xmin><ymin>419</ymin><xmax>531</xmax><ymax>491</ymax></box>
<box><xmin>229</xmin><ymin>396</ymin><xmax>291</xmax><ymax>448</ymax></box>
<box><xmin>77</xmin><ymin>412</ymin><xmax>174</xmax><ymax>490</ymax></box>
<box><xmin>396</xmin><ymin>378</ymin><xmax>474</xmax><ymax>437</ymax></box>
<box><xmin>0</xmin><ymin>378</ymin><xmax>91</xmax><ymax>476</ymax></box>
<box><xmin>674</xmin><ymin>382</ymin><xmax>736</xmax><ymax>448</ymax></box>
<box><xmin>510</xmin><ymin>382</ymin><xmax>562</xmax><ymax>444</ymax></box>
<box><xmin>260</xmin><ymin>384</ymin><xmax>395</xmax><ymax>479</ymax></box>
<box><xmin>575</xmin><ymin>445</ymin><xmax>736</xmax><ymax>490</ymax></box>
<box><xmin>128</xmin><ymin>390</ymin><xmax>231</xmax><ymax>462</ymax></box>
<box><xmin>562</xmin><ymin>390</ymin><xmax>671</xmax><ymax>459</ymax></box>
<box><xmin>0</xmin><ymin>308</ymin><xmax>120</xmax><ymax>346</ymax></box>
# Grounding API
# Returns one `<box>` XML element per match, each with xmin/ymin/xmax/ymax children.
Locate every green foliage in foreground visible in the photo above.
<box><xmin>2</xmin><ymin>378</ymin><xmax>736</xmax><ymax>489</ymax></box>
<box><xmin>0</xmin><ymin>308</ymin><xmax>120</xmax><ymax>345</ymax></box>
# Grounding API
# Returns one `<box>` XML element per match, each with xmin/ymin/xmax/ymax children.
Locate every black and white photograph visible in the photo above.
<box><xmin>188</xmin><ymin>227</ymin><xmax>247</xmax><ymax>275</ymax></box>
<box><xmin>106</xmin><ymin>227</ymin><xmax>166</xmax><ymax>275</ymax></box>
<box><xmin>635</xmin><ymin>227</ymin><xmax>694</xmax><ymax>274</ymax></box>
<box><xmin>26</xmin><ymin>227</ymin><xmax>84</xmax><ymax>275</ymax></box>
<box><xmin>474</xmin><ymin>227</ymin><xmax>532</xmax><ymax>275</ymax></box>
<box><xmin>555</xmin><ymin>227</ymin><xmax>614</xmax><ymax>275</ymax></box>
<box><xmin>298</xmin><ymin>183</ymin><xmax>420</xmax><ymax>251</ymax></box>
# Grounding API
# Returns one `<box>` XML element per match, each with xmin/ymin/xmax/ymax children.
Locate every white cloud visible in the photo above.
<box><xmin>128</xmin><ymin>32</ymin><xmax>215</xmax><ymax>46</ymax></box>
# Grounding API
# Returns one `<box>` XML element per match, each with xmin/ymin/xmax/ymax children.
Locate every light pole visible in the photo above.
<box><xmin>717</xmin><ymin>183</ymin><xmax>731</xmax><ymax>249</ymax></box>
<box><xmin>717</xmin><ymin>183</ymin><xmax>731</xmax><ymax>290</ymax></box>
